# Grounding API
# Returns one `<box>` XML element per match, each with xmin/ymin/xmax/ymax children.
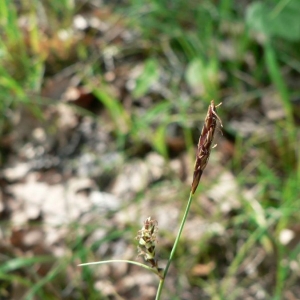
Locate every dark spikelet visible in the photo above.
<box><xmin>191</xmin><ymin>100</ymin><xmax>222</xmax><ymax>194</ymax></box>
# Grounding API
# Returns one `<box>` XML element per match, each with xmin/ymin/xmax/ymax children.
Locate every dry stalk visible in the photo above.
<box><xmin>191</xmin><ymin>100</ymin><xmax>223</xmax><ymax>194</ymax></box>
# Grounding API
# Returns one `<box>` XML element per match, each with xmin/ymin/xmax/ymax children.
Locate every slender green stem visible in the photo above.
<box><xmin>155</xmin><ymin>279</ymin><xmax>164</xmax><ymax>300</ymax></box>
<box><xmin>155</xmin><ymin>192</ymin><xmax>194</xmax><ymax>300</ymax></box>
<box><xmin>164</xmin><ymin>192</ymin><xmax>194</xmax><ymax>276</ymax></box>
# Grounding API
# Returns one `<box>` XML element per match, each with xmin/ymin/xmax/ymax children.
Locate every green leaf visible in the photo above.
<box><xmin>93</xmin><ymin>86</ymin><xmax>131</xmax><ymax>135</ymax></box>
<box><xmin>246</xmin><ymin>2</ymin><xmax>271</xmax><ymax>37</ymax></box>
<box><xmin>270</xmin><ymin>0</ymin><xmax>300</xmax><ymax>41</ymax></box>
<box><xmin>246</xmin><ymin>0</ymin><xmax>300</xmax><ymax>41</ymax></box>
<box><xmin>0</xmin><ymin>256</ymin><xmax>53</xmax><ymax>273</ymax></box>
<box><xmin>185</xmin><ymin>57</ymin><xmax>218</xmax><ymax>97</ymax></box>
<box><xmin>152</xmin><ymin>124</ymin><xmax>168</xmax><ymax>157</ymax></box>
<box><xmin>133</xmin><ymin>59</ymin><xmax>159</xmax><ymax>98</ymax></box>
<box><xmin>185</xmin><ymin>58</ymin><xmax>204</xmax><ymax>88</ymax></box>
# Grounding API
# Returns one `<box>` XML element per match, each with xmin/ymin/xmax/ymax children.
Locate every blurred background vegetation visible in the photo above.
<box><xmin>0</xmin><ymin>0</ymin><xmax>300</xmax><ymax>299</ymax></box>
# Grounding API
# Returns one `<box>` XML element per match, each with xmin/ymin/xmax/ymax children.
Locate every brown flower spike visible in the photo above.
<box><xmin>191</xmin><ymin>100</ymin><xmax>222</xmax><ymax>194</ymax></box>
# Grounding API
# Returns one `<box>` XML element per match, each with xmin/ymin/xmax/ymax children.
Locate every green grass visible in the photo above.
<box><xmin>0</xmin><ymin>0</ymin><xmax>300</xmax><ymax>299</ymax></box>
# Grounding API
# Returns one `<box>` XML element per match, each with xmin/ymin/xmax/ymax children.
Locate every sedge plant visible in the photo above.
<box><xmin>79</xmin><ymin>100</ymin><xmax>223</xmax><ymax>299</ymax></box>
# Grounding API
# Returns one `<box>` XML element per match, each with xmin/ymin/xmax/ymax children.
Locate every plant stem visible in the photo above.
<box><xmin>155</xmin><ymin>279</ymin><xmax>164</xmax><ymax>300</ymax></box>
<box><xmin>155</xmin><ymin>192</ymin><xmax>194</xmax><ymax>300</ymax></box>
